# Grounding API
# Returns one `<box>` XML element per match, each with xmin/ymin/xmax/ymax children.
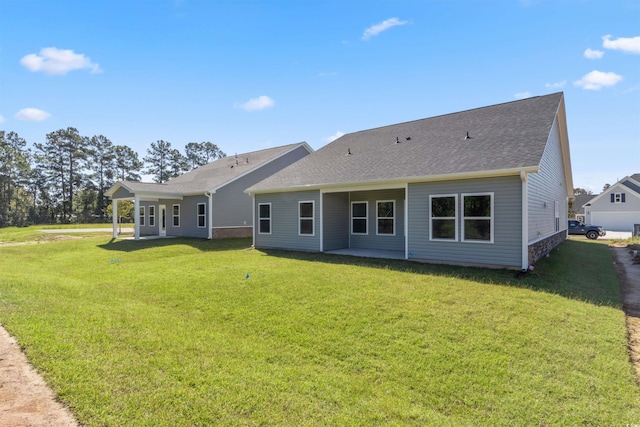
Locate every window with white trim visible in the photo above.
<box><xmin>376</xmin><ymin>200</ymin><xmax>395</xmax><ymax>235</ymax></box>
<box><xmin>172</xmin><ymin>204</ymin><xmax>180</xmax><ymax>227</ymax></box>
<box><xmin>430</xmin><ymin>194</ymin><xmax>457</xmax><ymax>241</ymax></box>
<box><xmin>258</xmin><ymin>203</ymin><xmax>271</xmax><ymax>234</ymax></box>
<box><xmin>197</xmin><ymin>203</ymin><xmax>206</xmax><ymax>228</ymax></box>
<box><xmin>611</xmin><ymin>193</ymin><xmax>626</xmax><ymax>203</ymax></box>
<box><xmin>299</xmin><ymin>201</ymin><xmax>314</xmax><ymax>236</ymax></box>
<box><xmin>139</xmin><ymin>206</ymin><xmax>146</xmax><ymax>227</ymax></box>
<box><xmin>462</xmin><ymin>193</ymin><xmax>493</xmax><ymax>243</ymax></box>
<box><xmin>148</xmin><ymin>205</ymin><xmax>156</xmax><ymax>226</ymax></box>
<box><xmin>351</xmin><ymin>201</ymin><xmax>367</xmax><ymax>234</ymax></box>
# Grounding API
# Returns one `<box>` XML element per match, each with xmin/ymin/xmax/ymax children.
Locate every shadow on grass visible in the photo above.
<box><xmin>259</xmin><ymin>239</ymin><xmax>622</xmax><ymax>309</ymax></box>
<box><xmin>98</xmin><ymin>236</ymin><xmax>622</xmax><ymax>309</ymax></box>
<box><xmin>98</xmin><ymin>236</ymin><xmax>254</xmax><ymax>253</ymax></box>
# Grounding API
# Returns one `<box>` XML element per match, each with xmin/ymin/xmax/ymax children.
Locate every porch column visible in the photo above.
<box><xmin>112</xmin><ymin>199</ymin><xmax>118</xmax><ymax>238</ymax></box>
<box><xmin>134</xmin><ymin>196</ymin><xmax>140</xmax><ymax>240</ymax></box>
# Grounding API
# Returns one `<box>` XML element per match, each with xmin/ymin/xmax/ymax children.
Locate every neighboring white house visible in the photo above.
<box><xmin>583</xmin><ymin>174</ymin><xmax>640</xmax><ymax>232</ymax></box>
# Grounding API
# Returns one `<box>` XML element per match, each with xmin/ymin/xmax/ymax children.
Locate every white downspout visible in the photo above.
<box><xmin>206</xmin><ymin>192</ymin><xmax>213</xmax><ymax>240</ymax></box>
<box><xmin>319</xmin><ymin>191</ymin><xmax>324</xmax><ymax>252</ymax></box>
<box><xmin>251</xmin><ymin>194</ymin><xmax>256</xmax><ymax>247</ymax></box>
<box><xmin>404</xmin><ymin>183</ymin><xmax>409</xmax><ymax>259</ymax></box>
<box><xmin>521</xmin><ymin>170</ymin><xmax>528</xmax><ymax>270</ymax></box>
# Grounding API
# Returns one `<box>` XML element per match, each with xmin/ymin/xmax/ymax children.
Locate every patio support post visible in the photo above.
<box><xmin>207</xmin><ymin>192</ymin><xmax>213</xmax><ymax>240</ymax></box>
<box><xmin>520</xmin><ymin>170</ymin><xmax>529</xmax><ymax>270</ymax></box>
<box><xmin>112</xmin><ymin>199</ymin><xmax>118</xmax><ymax>238</ymax></box>
<box><xmin>134</xmin><ymin>196</ymin><xmax>140</xmax><ymax>240</ymax></box>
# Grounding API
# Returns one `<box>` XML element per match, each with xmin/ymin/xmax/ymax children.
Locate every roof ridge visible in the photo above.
<box><xmin>343</xmin><ymin>92</ymin><xmax>564</xmax><ymax>137</ymax></box>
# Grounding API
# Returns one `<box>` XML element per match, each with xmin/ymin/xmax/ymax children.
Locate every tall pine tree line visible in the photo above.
<box><xmin>0</xmin><ymin>128</ymin><xmax>225</xmax><ymax>226</ymax></box>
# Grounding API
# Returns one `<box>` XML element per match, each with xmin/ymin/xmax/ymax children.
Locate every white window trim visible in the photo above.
<box><xmin>461</xmin><ymin>192</ymin><xmax>494</xmax><ymax>244</ymax></box>
<box><xmin>196</xmin><ymin>203</ymin><xmax>206</xmax><ymax>228</ymax></box>
<box><xmin>429</xmin><ymin>194</ymin><xmax>458</xmax><ymax>241</ymax></box>
<box><xmin>258</xmin><ymin>203</ymin><xmax>271</xmax><ymax>235</ymax></box>
<box><xmin>139</xmin><ymin>206</ymin><xmax>146</xmax><ymax>227</ymax></box>
<box><xmin>298</xmin><ymin>200</ymin><xmax>315</xmax><ymax>236</ymax></box>
<box><xmin>376</xmin><ymin>200</ymin><xmax>395</xmax><ymax>236</ymax></box>
<box><xmin>148</xmin><ymin>205</ymin><xmax>156</xmax><ymax>227</ymax></box>
<box><xmin>172</xmin><ymin>204</ymin><xmax>180</xmax><ymax>228</ymax></box>
<box><xmin>351</xmin><ymin>201</ymin><xmax>368</xmax><ymax>235</ymax></box>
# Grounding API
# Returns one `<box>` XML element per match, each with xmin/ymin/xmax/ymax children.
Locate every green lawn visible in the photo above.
<box><xmin>0</xmin><ymin>229</ymin><xmax>638</xmax><ymax>426</ymax></box>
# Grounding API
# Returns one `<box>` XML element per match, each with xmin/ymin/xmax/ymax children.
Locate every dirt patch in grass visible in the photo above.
<box><xmin>610</xmin><ymin>246</ymin><xmax>640</xmax><ymax>385</ymax></box>
<box><xmin>0</xmin><ymin>326</ymin><xmax>78</xmax><ymax>426</ymax></box>
<box><xmin>0</xmin><ymin>235</ymin><xmax>82</xmax><ymax>247</ymax></box>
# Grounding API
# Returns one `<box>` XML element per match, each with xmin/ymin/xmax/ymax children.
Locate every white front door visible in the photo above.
<box><xmin>159</xmin><ymin>204</ymin><xmax>167</xmax><ymax>236</ymax></box>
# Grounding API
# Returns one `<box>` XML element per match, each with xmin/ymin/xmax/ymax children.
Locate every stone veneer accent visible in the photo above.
<box><xmin>528</xmin><ymin>230</ymin><xmax>566</xmax><ymax>266</ymax></box>
<box><xmin>212</xmin><ymin>227</ymin><xmax>253</xmax><ymax>239</ymax></box>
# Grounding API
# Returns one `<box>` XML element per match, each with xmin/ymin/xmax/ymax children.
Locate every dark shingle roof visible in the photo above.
<box><xmin>622</xmin><ymin>174</ymin><xmax>640</xmax><ymax>194</ymax></box>
<box><xmin>570</xmin><ymin>194</ymin><xmax>597</xmax><ymax>214</ymax></box>
<box><xmin>248</xmin><ymin>93</ymin><xmax>565</xmax><ymax>193</ymax></box>
<box><xmin>111</xmin><ymin>142</ymin><xmax>309</xmax><ymax>196</ymax></box>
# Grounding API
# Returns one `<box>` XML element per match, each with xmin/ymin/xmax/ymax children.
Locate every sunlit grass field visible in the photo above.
<box><xmin>0</xmin><ymin>227</ymin><xmax>638</xmax><ymax>425</ymax></box>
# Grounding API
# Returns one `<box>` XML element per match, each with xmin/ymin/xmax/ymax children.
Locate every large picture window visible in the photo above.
<box><xmin>197</xmin><ymin>203</ymin><xmax>206</xmax><ymax>228</ymax></box>
<box><xmin>139</xmin><ymin>206</ymin><xmax>145</xmax><ymax>227</ymax></box>
<box><xmin>258</xmin><ymin>203</ymin><xmax>271</xmax><ymax>234</ymax></box>
<box><xmin>299</xmin><ymin>201</ymin><xmax>314</xmax><ymax>236</ymax></box>
<box><xmin>430</xmin><ymin>195</ymin><xmax>457</xmax><ymax>241</ymax></box>
<box><xmin>148</xmin><ymin>205</ymin><xmax>156</xmax><ymax>227</ymax></box>
<box><xmin>172</xmin><ymin>204</ymin><xmax>180</xmax><ymax>227</ymax></box>
<box><xmin>351</xmin><ymin>201</ymin><xmax>367</xmax><ymax>234</ymax></box>
<box><xmin>376</xmin><ymin>200</ymin><xmax>395</xmax><ymax>235</ymax></box>
<box><xmin>462</xmin><ymin>193</ymin><xmax>493</xmax><ymax>243</ymax></box>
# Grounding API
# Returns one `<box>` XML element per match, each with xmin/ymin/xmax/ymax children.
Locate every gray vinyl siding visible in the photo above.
<box><xmin>407</xmin><ymin>176</ymin><xmax>522</xmax><ymax>267</ymax></box>
<box><xmin>254</xmin><ymin>190</ymin><xmax>321</xmax><ymax>251</ymax></box>
<box><xmin>112</xmin><ymin>187</ymin><xmax>134</xmax><ymax>199</ymax></box>
<box><xmin>588</xmin><ymin>186</ymin><xmax>640</xmax><ymax>212</ymax></box>
<box><xmin>173</xmin><ymin>196</ymin><xmax>209</xmax><ymax>238</ymax></box>
<box><xmin>348</xmin><ymin>189</ymin><xmax>405</xmax><ymax>251</ymax></box>
<box><xmin>323</xmin><ymin>192</ymin><xmax>349</xmax><ymax>251</ymax></box>
<box><xmin>138</xmin><ymin>201</ymin><xmax>158</xmax><ymax>235</ymax></box>
<box><xmin>527</xmin><ymin>118</ymin><xmax>568</xmax><ymax>242</ymax></box>
<box><xmin>213</xmin><ymin>145</ymin><xmax>310</xmax><ymax>229</ymax></box>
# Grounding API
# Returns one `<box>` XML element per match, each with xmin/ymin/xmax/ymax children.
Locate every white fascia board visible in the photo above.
<box><xmin>247</xmin><ymin>166</ymin><xmax>538</xmax><ymax>195</ymax></box>
<box><xmin>555</xmin><ymin>96</ymin><xmax>574</xmax><ymax>196</ymax></box>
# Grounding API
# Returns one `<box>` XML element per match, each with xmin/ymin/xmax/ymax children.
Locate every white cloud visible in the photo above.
<box><xmin>514</xmin><ymin>91</ymin><xmax>531</xmax><ymax>99</ymax></box>
<box><xmin>584</xmin><ymin>48</ymin><xmax>604</xmax><ymax>59</ymax></box>
<box><xmin>20</xmin><ymin>47</ymin><xmax>102</xmax><ymax>75</ymax></box>
<box><xmin>545</xmin><ymin>81</ymin><xmax>566</xmax><ymax>89</ymax></box>
<box><xmin>327</xmin><ymin>131</ymin><xmax>345</xmax><ymax>142</ymax></box>
<box><xmin>602</xmin><ymin>35</ymin><xmax>640</xmax><ymax>54</ymax></box>
<box><xmin>573</xmin><ymin>70</ymin><xmax>623</xmax><ymax>90</ymax></box>
<box><xmin>362</xmin><ymin>17</ymin><xmax>408</xmax><ymax>41</ymax></box>
<box><xmin>0</xmin><ymin>115</ymin><xmax>4</xmax><ymax>123</ymax></box>
<box><xmin>236</xmin><ymin>95</ymin><xmax>275</xmax><ymax>112</ymax></box>
<box><xmin>15</xmin><ymin>108</ymin><xmax>51</xmax><ymax>121</ymax></box>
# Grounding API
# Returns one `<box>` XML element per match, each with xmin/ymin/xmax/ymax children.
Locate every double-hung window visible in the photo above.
<box><xmin>197</xmin><ymin>203</ymin><xmax>206</xmax><ymax>228</ymax></box>
<box><xmin>351</xmin><ymin>201</ymin><xmax>367</xmax><ymax>234</ymax></box>
<box><xmin>139</xmin><ymin>206</ymin><xmax>146</xmax><ymax>227</ymax></box>
<box><xmin>376</xmin><ymin>200</ymin><xmax>395</xmax><ymax>235</ymax></box>
<box><xmin>462</xmin><ymin>193</ymin><xmax>493</xmax><ymax>243</ymax></box>
<box><xmin>430</xmin><ymin>195</ymin><xmax>457</xmax><ymax>241</ymax></box>
<box><xmin>172</xmin><ymin>204</ymin><xmax>180</xmax><ymax>227</ymax></box>
<box><xmin>148</xmin><ymin>206</ymin><xmax>156</xmax><ymax>226</ymax></box>
<box><xmin>611</xmin><ymin>193</ymin><xmax>626</xmax><ymax>203</ymax></box>
<box><xmin>258</xmin><ymin>203</ymin><xmax>271</xmax><ymax>234</ymax></box>
<box><xmin>299</xmin><ymin>201</ymin><xmax>314</xmax><ymax>236</ymax></box>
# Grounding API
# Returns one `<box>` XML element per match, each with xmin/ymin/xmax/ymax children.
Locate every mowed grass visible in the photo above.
<box><xmin>0</xmin><ymin>230</ymin><xmax>638</xmax><ymax>425</ymax></box>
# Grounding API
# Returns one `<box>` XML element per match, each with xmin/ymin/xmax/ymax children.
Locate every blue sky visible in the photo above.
<box><xmin>1</xmin><ymin>0</ymin><xmax>639</xmax><ymax>193</ymax></box>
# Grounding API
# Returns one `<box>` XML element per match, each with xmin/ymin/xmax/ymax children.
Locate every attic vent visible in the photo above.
<box><xmin>346</xmin><ymin>148</ymin><xmax>352</xmax><ymax>156</ymax></box>
<box><xmin>406</xmin><ymin>137</ymin><xmax>411</xmax><ymax>141</ymax></box>
<box><xmin>464</xmin><ymin>132</ymin><xmax>472</xmax><ymax>140</ymax></box>
<box><xmin>395</xmin><ymin>137</ymin><xmax>401</xmax><ymax>144</ymax></box>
